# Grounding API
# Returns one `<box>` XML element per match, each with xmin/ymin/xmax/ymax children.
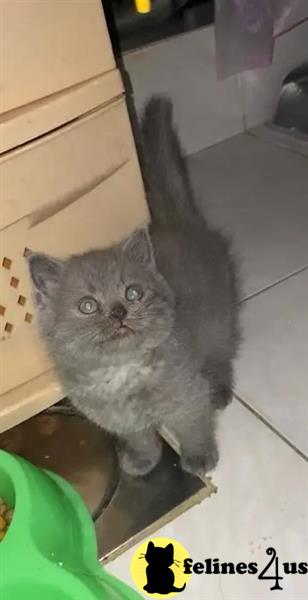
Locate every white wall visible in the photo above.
<box><xmin>124</xmin><ymin>20</ymin><xmax>308</xmax><ymax>154</ymax></box>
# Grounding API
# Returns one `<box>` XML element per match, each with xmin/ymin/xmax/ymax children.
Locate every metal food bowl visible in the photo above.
<box><xmin>0</xmin><ymin>404</ymin><xmax>213</xmax><ymax>562</ymax></box>
<box><xmin>0</xmin><ymin>409</ymin><xmax>119</xmax><ymax>520</ymax></box>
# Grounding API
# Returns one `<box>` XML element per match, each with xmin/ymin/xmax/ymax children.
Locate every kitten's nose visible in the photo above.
<box><xmin>110</xmin><ymin>303</ymin><xmax>127</xmax><ymax>322</ymax></box>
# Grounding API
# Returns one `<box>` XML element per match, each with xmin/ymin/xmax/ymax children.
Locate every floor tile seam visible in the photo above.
<box><xmin>233</xmin><ymin>394</ymin><xmax>308</xmax><ymax>463</ymax></box>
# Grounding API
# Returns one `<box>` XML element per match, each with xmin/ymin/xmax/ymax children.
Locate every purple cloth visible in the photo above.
<box><xmin>215</xmin><ymin>0</ymin><xmax>308</xmax><ymax>78</ymax></box>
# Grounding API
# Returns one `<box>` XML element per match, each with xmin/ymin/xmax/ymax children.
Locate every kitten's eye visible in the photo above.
<box><xmin>125</xmin><ymin>285</ymin><xmax>143</xmax><ymax>302</ymax></box>
<box><xmin>78</xmin><ymin>297</ymin><xmax>98</xmax><ymax>314</ymax></box>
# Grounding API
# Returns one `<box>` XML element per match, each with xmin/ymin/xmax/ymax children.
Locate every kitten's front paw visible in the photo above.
<box><xmin>181</xmin><ymin>445</ymin><xmax>219</xmax><ymax>478</ymax></box>
<box><xmin>120</xmin><ymin>446</ymin><xmax>162</xmax><ymax>478</ymax></box>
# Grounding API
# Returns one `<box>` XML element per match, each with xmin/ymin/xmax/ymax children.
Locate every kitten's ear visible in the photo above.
<box><xmin>26</xmin><ymin>252</ymin><xmax>64</xmax><ymax>298</ymax></box>
<box><xmin>122</xmin><ymin>228</ymin><xmax>155</xmax><ymax>267</ymax></box>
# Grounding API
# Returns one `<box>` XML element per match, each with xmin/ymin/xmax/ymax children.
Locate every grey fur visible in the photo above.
<box><xmin>27</xmin><ymin>95</ymin><xmax>240</xmax><ymax>478</ymax></box>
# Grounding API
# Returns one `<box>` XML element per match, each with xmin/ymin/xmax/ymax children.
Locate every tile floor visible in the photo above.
<box><xmin>108</xmin><ymin>132</ymin><xmax>308</xmax><ymax>598</ymax></box>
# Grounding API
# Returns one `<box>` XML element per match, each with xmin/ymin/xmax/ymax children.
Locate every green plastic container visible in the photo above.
<box><xmin>0</xmin><ymin>450</ymin><xmax>142</xmax><ymax>600</ymax></box>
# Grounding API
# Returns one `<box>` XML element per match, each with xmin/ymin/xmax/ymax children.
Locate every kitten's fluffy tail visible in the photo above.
<box><xmin>140</xmin><ymin>95</ymin><xmax>199</xmax><ymax>226</ymax></box>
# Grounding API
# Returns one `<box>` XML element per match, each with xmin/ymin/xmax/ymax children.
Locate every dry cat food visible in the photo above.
<box><xmin>0</xmin><ymin>497</ymin><xmax>13</xmax><ymax>541</ymax></box>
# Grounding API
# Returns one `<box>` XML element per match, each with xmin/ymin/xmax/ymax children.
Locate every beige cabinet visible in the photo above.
<box><xmin>0</xmin><ymin>1</ymin><xmax>148</xmax><ymax>432</ymax></box>
<box><xmin>1</xmin><ymin>1</ymin><xmax>116</xmax><ymax>113</ymax></box>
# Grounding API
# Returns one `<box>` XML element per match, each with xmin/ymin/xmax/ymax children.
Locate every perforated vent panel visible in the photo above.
<box><xmin>0</xmin><ymin>250</ymin><xmax>34</xmax><ymax>341</ymax></box>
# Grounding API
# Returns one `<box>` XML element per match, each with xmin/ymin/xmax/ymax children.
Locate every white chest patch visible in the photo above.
<box><xmin>83</xmin><ymin>360</ymin><xmax>154</xmax><ymax>400</ymax></box>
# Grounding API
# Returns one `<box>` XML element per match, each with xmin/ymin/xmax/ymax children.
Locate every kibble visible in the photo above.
<box><xmin>0</xmin><ymin>497</ymin><xmax>13</xmax><ymax>541</ymax></box>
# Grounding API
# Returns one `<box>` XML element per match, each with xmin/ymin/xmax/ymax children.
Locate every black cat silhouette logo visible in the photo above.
<box><xmin>143</xmin><ymin>541</ymin><xmax>186</xmax><ymax>594</ymax></box>
<box><xmin>130</xmin><ymin>537</ymin><xmax>191</xmax><ymax>597</ymax></box>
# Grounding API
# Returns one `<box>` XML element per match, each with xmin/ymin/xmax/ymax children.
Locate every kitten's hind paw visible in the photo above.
<box><xmin>181</xmin><ymin>445</ymin><xmax>219</xmax><ymax>478</ymax></box>
<box><xmin>212</xmin><ymin>385</ymin><xmax>233</xmax><ymax>410</ymax></box>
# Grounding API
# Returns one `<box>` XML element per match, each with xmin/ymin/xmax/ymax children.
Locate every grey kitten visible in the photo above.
<box><xmin>27</xmin><ymin>96</ymin><xmax>240</xmax><ymax>478</ymax></box>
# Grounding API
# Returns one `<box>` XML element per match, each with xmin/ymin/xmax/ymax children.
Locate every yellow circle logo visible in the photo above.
<box><xmin>130</xmin><ymin>536</ymin><xmax>191</xmax><ymax>597</ymax></box>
